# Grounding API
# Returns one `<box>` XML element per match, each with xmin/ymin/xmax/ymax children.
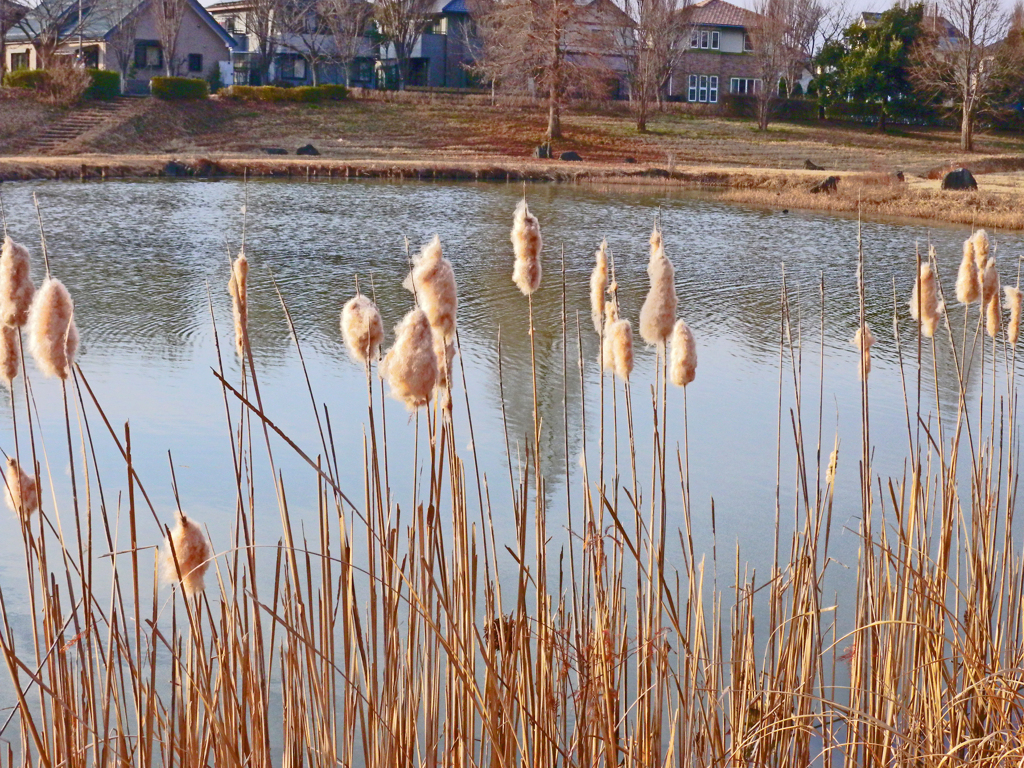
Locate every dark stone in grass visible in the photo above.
<box><xmin>296</xmin><ymin>143</ymin><xmax>320</xmax><ymax>156</ymax></box>
<box><xmin>892</xmin><ymin>169</ymin><xmax>905</xmax><ymax>182</ymax></box>
<box><xmin>804</xmin><ymin>159</ymin><xmax>824</xmax><ymax>170</ymax></box>
<box><xmin>560</xmin><ymin>150</ymin><xmax>582</xmax><ymax>162</ymax></box>
<box><xmin>942</xmin><ymin>167</ymin><xmax>977</xmax><ymax>190</ymax></box>
<box><xmin>263</xmin><ymin>147</ymin><xmax>288</xmax><ymax>155</ymax></box>
<box><xmin>534</xmin><ymin>144</ymin><xmax>551</xmax><ymax>159</ymax></box>
<box><xmin>163</xmin><ymin>160</ymin><xmax>188</xmax><ymax>176</ymax></box>
<box><xmin>624</xmin><ymin>156</ymin><xmax>637</xmax><ymax>163</ymax></box>
<box><xmin>810</xmin><ymin>175</ymin><xmax>840</xmax><ymax>194</ymax></box>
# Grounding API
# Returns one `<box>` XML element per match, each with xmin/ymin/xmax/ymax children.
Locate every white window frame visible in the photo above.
<box><xmin>730</xmin><ymin>77</ymin><xmax>758</xmax><ymax>94</ymax></box>
<box><xmin>709</xmin><ymin>75</ymin><xmax>718</xmax><ymax>103</ymax></box>
<box><xmin>690</xmin><ymin>29</ymin><xmax>699</xmax><ymax>48</ymax></box>
<box><xmin>711</xmin><ymin>30</ymin><xmax>719</xmax><ymax>49</ymax></box>
<box><xmin>688</xmin><ymin>74</ymin><xmax>697</xmax><ymax>101</ymax></box>
<box><xmin>698</xmin><ymin>74</ymin><xmax>707</xmax><ymax>101</ymax></box>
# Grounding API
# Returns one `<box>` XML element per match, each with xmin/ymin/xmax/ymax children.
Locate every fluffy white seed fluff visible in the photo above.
<box><xmin>510</xmin><ymin>199</ymin><xmax>542</xmax><ymax>295</ymax></box>
<box><xmin>986</xmin><ymin>293</ymin><xmax>1001</xmax><ymax>339</ymax></box>
<box><xmin>341</xmin><ymin>294</ymin><xmax>384</xmax><ymax>364</ymax></box>
<box><xmin>670</xmin><ymin>319</ymin><xmax>697</xmax><ymax>386</ymax></box>
<box><xmin>228</xmin><ymin>254</ymin><xmax>249</xmax><ymax>358</ymax></box>
<box><xmin>27</xmin><ymin>277</ymin><xmax>78</xmax><ymax>379</ymax></box>
<box><xmin>602</xmin><ymin>303</ymin><xmax>633</xmax><ymax>381</ymax></box>
<box><xmin>602</xmin><ymin>300</ymin><xmax>618</xmax><ymax>372</ymax></box>
<box><xmin>433</xmin><ymin>332</ymin><xmax>455</xmax><ymax>410</ymax></box>
<box><xmin>973</xmin><ymin>229</ymin><xmax>989</xmax><ymax>269</ymax></box>
<box><xmin>956</xmin><ymin>239</ymin><xmax>980</xmax><ymax>304</ymax></box>
<box><xmin>1005</xmin><ymin>286</ymin><xmax>1022</xmax><ymax>346</ymax></box>
<box><xmin>909</xmin><ymin>262</ymin><xmax>943</xmax><ymax>338</ymax></box>
<box><xmin>163</xmin><ymin>511</ymin><xmax>212</xmax><ymax>596</ymax></box>
<box><xmin>0</xmin><ymin>325</ymin><xmax>19</xmax><ymax>385</ymax></box>
<box><xmin>403</xmin><ymin>235</ymin><xmax>457</xmax><ymax>341</ymax></box>
<box><xmin>4</xmin><ymin>457</ymin><xmax>38</xmax><ymax>521</ymax></box>
<box><xmin>639</xmin><ymin>227</ymin><xmax>677</xmax><ymax>347</ymax></box>
<box><xmin>380</xmin><ymin>308</ymin><xmax>438</xmax><ymax>410</ymax></box>
<box><xmin>982</xmin><ymin>258</ymin><xmax>999</xmax><ymax>304</ymax></box>
<box><xmin>851</xmin><ymin>323</ymin><xmax>876</xmax><ymax>381</ymax></box>
<box><xmin>0</xmin><ymin>236</ymin><xmax>35</xmax><ymax>327</ymax></box>
<box><xmin>590</xmin><ymin>240</ymin><xmax>608</xmax><ymax>333</ymax></box>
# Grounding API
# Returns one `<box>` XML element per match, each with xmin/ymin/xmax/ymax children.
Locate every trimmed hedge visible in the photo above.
<box><xmin>151</xmin><ymin>76</ymin><xmax>209</xmax><ymax>100</ymax></box>
<box><xmin>86</xmin><ymin>69</ymin><xmax>120</xmax><ymax>100</ymax></box>
<box><xmin>222</xmin><ymin>84</ymin><xmax>348</xmax><ymax>103</ymax></box>
<box><xmin>3</xmin><ymin>69</ymin><xmax>50</xmax><ymax>90</ymax></box>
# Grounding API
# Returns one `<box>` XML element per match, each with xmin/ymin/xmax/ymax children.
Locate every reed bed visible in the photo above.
<box><xmin>1</xmin><ymin>200</ymin><xmax>1023</xmax><ymax>768</ymax></box>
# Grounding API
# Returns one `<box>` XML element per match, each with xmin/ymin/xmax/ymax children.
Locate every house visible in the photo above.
<box><xmin>3</xmin><ymin>0</ymin><xmax>236</xmax><ymax>91</ymax></box>
<box><xmin>668</xmin><ymin>0</ymin><xmax>761</xmax><ymax>103</ymax></box>
<box><xmin>375</xmin><ymin>0</ymin><xmax>477</xmax><ymax>89</ymax></box>
<box><xmin>206</xmin><ymin>0</ymin><xmax>377</xmax><ymax>86</ymax></box>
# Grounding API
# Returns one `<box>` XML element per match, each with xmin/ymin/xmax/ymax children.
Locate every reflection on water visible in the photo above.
<box><xmin>0</xmin><ymin>178</ymin><xmax>1021</xmax><ymax>613</ymax></box>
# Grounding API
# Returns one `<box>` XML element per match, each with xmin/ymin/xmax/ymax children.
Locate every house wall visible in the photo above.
<box><xmin>719</xmin><ymin>28</ymin><xmax>744</xmax><ymax>54</ymax></box>
<box><xmin>671</xmin><ymin>47</ymin><xmax>759</xmax><ymax>98</ymax></box>
<box><xmin>4</xmin><ymin>41</ymin><xmax>37</xmax><ymax>70</ymax></box>
<box><xmin>131</xmin><ymin>3</ymin><xmax>231</xmax><ymax>80</ymax></box>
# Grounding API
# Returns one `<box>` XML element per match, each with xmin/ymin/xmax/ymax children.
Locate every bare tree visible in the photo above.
<box><xmin>912</xmin><ymin>0</ymin><xmax>1018</xmax><ymax>151</ymax></box>
<box><xmin>321</xmin><ymin>0</ymin><xmax>372</xmax><ymax>85</ymax></box>
<box><xmin>748</xmin><ymin>0</ymin><xmax>790</xmax><ymax>129</ymax></box>
<box><xmin>155</xmin><ymin>0</ymin><xmax>188</xmax><ymax>75</ymax></box>
<box><xmin>374</xmin><ymin>0</ymin><xmax>434</xmax><ymax>88</ymax></box>
<box><xmin>473</xmin><ymin>0</ymin><xmax>610</xmax><ymax>140</ymax></box>
<box><xmin>275</xmin><ymin>0</ymin><xmax>333</xmax><ymax>83</ymax></box>
<box><xmin>105</xmin><ymin>0</ymin><xmax>143</xmax><ymax>90</ymax></box>
<box><xmin>14</xmin><ymin>0</ymin><xmax>86</xmax><ymax>67</ymax></box>
<box><xmin>1</xmin><ymin>0</ymin><xmax>27</xmax><ymax>78</ymax></box>
<box><xmin>242</xmin><ymin>0</ymin><xmax>278</xmax><ymax>84</ymax></box>
<box><xmin>781</xmin><ymin>0</ymin><xmax>822</xmax><ymax>95</ymax></box>
<box><xmin>619</xmin><ymin>0</ymin><xmax>689</xmax><ymax>132</ymax></box>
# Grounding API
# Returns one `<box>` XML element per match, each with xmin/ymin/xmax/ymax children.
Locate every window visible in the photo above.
<box><xmin>188</xmin><ymin>54</ymin><xmax>203</xmax><ymax>72</ymax></box>
<box><xmin>134</xmin><ymin>41</ymin><xmax>162</xmax><ymax>69</ymax></box>
<box><xmin>692</xmin><ymin>30</ymin><xmax>720</xmax><ymax>49</ymax></box>
<box><xmin>223</xmin><ymin>15</ymin><xmax>236</xmax><ymax>34</ymax></box>
<box><xmin>11</xmin><ymin>51</ymin><xmax>30</xmax><ymax>70</ymax></box>
<box><xmin>711</xmin><ymin>31</ymin><xmax>719</xmax><ymax>49</ymax></box>
<box><xmin>280</xmin><ymin>55</ymin><xmax>306</xmax><ymax>80</ymax></box>
<box><xmin>688</xmin><ymin>74</ymin><xmax>718</xmax><ymax>103</ymax></box>
<box><xmin>743</xmin><ymin>33</ymin><xmax>753</xmax><ymax>51</ymax></box>
<box><xmin>730</xmin><ymin>77</ymin><xmax>758</xmax><ymax>94</ymax></box>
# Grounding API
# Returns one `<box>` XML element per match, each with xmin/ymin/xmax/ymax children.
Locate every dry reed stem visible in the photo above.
<box><xmin>670</xmin><ymin>319</ymin><xmax>697</xmax><ymax>387</ymax></box>
<box><xmin>228</xmin><ymin>254</ymin><xmax>248</xmax><ymax>358</ymax></box>
<box><xmin>4</xmin><ymin>456</ymin><xmax>37</xmax><ymax>520</ymax></box>
<box><xmin>0</xmin><ymin>324</ymin><xmax>19</xmax><ymax>384</ymax></box>
<box><xmin>639</xmin><ymin>226</ymin><xmax>677</xmax><ymax>347</ymax></box>
<box><xmin>1004</xmin><ymin>286</ymin><xmax>1022</xmax><ymax>345</ymax></box>
<box><xmin>27</xmin><ymin>276</ymin><xmax>78</xmax><ymax>379</ymax></box>
<box><xmin>341</xmin><ymin>294</ymin><xmax>384</xmax><ymax>364</ymax></box>
<box><xmin>910</xmin><ymin>261</ymin><xmax>943</xmax><ymax>338</ymax></box>
<box><xmin>163</xmin><ymin>510</ymin><xmax>212</xmax><ymax>596</ymax></box>
<box><xmin>590</xmin><ymin>240</ymin><xmax>608</xmax><ymax>333</ymax></box>
<box><xmin>511</xmin><ymin>199</ymin><xmax>542</xmax><ymax>295</ymax></box>
<box><xmin>380</xmin><ymin>307</ymin><xmax>437</xmax><ymax>409</ymax></box>
<box><xmin>403</xmin><ymin>234</ymin><xmax>457</xmax><ymax>341</ymax></box>
<box><xmin>851</xmin><ymin>323</ymin><xmax>875</xmax><ymax>380</ymax></box>
<box><xmin>0</xmin><ymin>236</ymin><xmax>35</xmax><ymax>327</ymax></box>
<box><xmin>956</xmin><ymin>239</ymin><xmax>980</xmax><ymax>304</ymax></box>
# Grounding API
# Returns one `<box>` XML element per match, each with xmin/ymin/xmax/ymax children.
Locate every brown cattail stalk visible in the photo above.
<box><xmin>4</xmin><ymin>457</ymin><xmax>37</xmax><ymax>520</ymax></box>
<box><xmin>910</xmin><ymin>262</ymin><xmax>943</xmax><ymax>338</ymax></box>
<box><xmin>403</xmin><ymin>235</ymin><xmax>457</xmax><ymax>341</ymax></box>
<box><xmin>602</xmin><ymin>301</ymin><xmax>633</xmax><ymax>381</ymax></box>
<box><xmin>0</xmin><ymin>236</ymin><xmax>35</xmax><ymax>327</ymax></box>
<box><xmin>27</xmin><ymin>277</ymin><xmax>78</xmax><ymax>379</ymax></box>
<box><xmin>510</xmin><ymin>199</ymin><xmax>542</xmax><ymax>296</ymax></box>
<box><xmin>0</xmin><ymin>325</ymin><xmax>19</xmax><ymax>385</ymax></box>
<box><xmin>163</xmin><ymin>511</ymin><xmax>212</xmax><ymax>596</ymax></box>
<box><xmin>228</xmin><ymin>254</ymin><xmax>248</xmax><ymax>358</ymax></box>
<box><xmin>639</xmin><ymin>226</ymin><xmax>677</xmax><ymax>347</ymax></box>
<box><xmin>379</xmin><ymin>308</ymin><xmax>438</xmax><ymax>409</ymax></box>
<box><xmin>955</xmin><ymin>238</ymin><xmax>980</xmax><ymax>304</ymax></box>
<box><xmin>851</xmin><ymin>323</ymin><xmax>876</xmax><ymax>380</ymax></box>
<box><xmin>341</xmin><ymin>294</ymin><xmax>384</xmax><ymax>364</ymax></box>
<box><xmin>590</xmin><ymin>240</ymin><xmax>608</xmax><ymax>333</ymax></box>
<box><xmin>1004</xmin><ymin>286</ymin><xmax>1022</xmax><ymax>346</ymax></box>
<box><xmin>973</xmin><ymin>229</ymin><xmax>989</xmax><ymax>270</ymax></box>
<box><xmin>670</xmin><ymin>319</ymin><xmax>697</xmax><ymax>386</ymax></box>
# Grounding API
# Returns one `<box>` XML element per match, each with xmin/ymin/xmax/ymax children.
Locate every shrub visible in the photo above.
<box><xmin>3</xmin><ymin>69</ymin><xmax>50</xmax><ymax>90</ymax></box>
<box><xmin>221</xmin><ymin>84</ymin><xmax>348</xmax><ymax>103</ymax></box>
<box><xmin>317</xmin><ymin>84</ymin><xmax>348</xmax><ymax>101</ymax></box>
<box><xmin>206</xmin><ymin>65</ymin><xmax>224</xmax><ymax>94</ymax></box>
<box><xmin>151</xmin><ymin>76</ymin><xmax>209</xmax><ymax>100</ymax></box>
<box><xmin>85</xmin><ymin>69</ymin><xmax>120</xmax><ymax>100</ymax></box>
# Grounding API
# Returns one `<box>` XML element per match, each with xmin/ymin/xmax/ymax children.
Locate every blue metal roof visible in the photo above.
<box><xmin>441</xmin><ymin>0</ymin><xmax>469</xmax><ymax>14</ymax></box>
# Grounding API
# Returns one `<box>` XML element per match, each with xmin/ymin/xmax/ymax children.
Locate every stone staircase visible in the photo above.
<box><xmin>21</xmin><ymin>97</ymin><xmax>140</xmax><ymax>154</ymax></box>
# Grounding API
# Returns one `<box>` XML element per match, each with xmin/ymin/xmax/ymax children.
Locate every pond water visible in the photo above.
<box><xmin>0</xmin><ymin>178</ymin><xmax>1022</xmax><ymax>735</ymax></box>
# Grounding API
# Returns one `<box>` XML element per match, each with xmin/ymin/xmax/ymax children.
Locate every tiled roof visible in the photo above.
<box><xmin>682</xmin><ymin>0</ymin><xmax>761</xmax><ymax>29</ymax></box>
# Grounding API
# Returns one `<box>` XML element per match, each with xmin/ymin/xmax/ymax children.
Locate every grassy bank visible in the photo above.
<box><xmin>1</xmin><ymin>193</ymin><xmax>1023</xmax><ymax>766</ymax></box>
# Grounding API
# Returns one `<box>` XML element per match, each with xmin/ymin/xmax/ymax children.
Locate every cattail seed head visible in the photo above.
<box><xmin>403</xmin><ymin>235</ymin><xmax>457</xmax><ymax>341</ymax></box>
<box><xmin>510</xmin><ymin>199</ymin><xmax>542</xmax><ymax>296</ymax></box>
<box><xmin>956</xmin><ymin>239</ymin><xmax>980</xmax><ymax>304</ymax></box>
<box><xmin>670</xmin><ymin>319</ymin><xmax>697</xmax><ymax>386</ymax></box>
<box><xmin>0</xmin><ymin>236</ymin><xmax>35</xmax><ymax>327</ymax></box>
<box><xmin>986</xmin><ymin>293</ymin><xmax>1001</xmax><ymax>338</ymax></box>
<box><xmin>909</xmin><ymin>262</ymin><xmax>943</xmax><ymax>338</ymax></box>
<box><xmin>341</xmin><ymin>294</ymin><xmax>384</xmax><ymax>364</ymax></box>
<box><xmin>602</xmin><ymin>309</ymin><xmax>633</xmax><ymax>381</ymax></box>
<box><xmin>851</xmin><ymin>323</ymin><xmax>876</xmax><ymax>380</ymax></box>
<box><xmin>228</xmin><ymin>254</ymin><xmax>249</xmax><ymax>359</ymax></box>
<box><xmin>163</xmin><ymin>511</ymin><xmax>212</xmax><ymax>596</ymax></box>
<box><xmin>590</xmin><ymin>240</ymin><xmax>609</xmax><ymax>333</ymax></box>
<box><xmin>639</xmin><ymin>226</ymin><xmax>677</xmax><ymax>347</ymax></box>
<box><xmin>1004</xmin><ymin>286</ymin><xmax>1022</xmax><ymax>346</ymax></box>
<box><xmin>380</xmin><ymin>308</ymin><xmax>438</xmax><ymax>410</ymax></box>
<box><xmin>4</xmin><ymin>457</ymin><xmax>38</xmax><ymax>521</ymax></box>
<box><xmin>0</xmin><ymin>325</ymin><xmax>20</xmax><ymax>385</ymax></box>
<box><xmin>433</xmin><ymin>332</ymin><xmax>455</xmax><ymax>411</ymax></box>
<box><xmin>982</xmin><ymin>258</ymin><xmax>999</xmax><ymax>304</ymax></box>
<box><xmin>973</xmin><ymin>229</ymin><xmax>989</xmax><ymax>269</ymax></box>
<box><xmin>27</xmin><ymin>277</ymin><xmax>78</xmax><ymax>379</ymax></box>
